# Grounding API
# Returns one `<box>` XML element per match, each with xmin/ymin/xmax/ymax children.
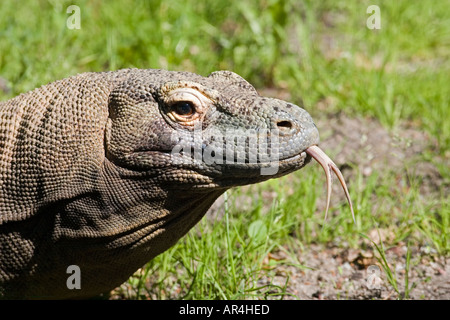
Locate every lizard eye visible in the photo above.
<box><xmin>172</xmin><ymin>101</ymin><xmax>195</xmax><ymax>116</ymax></box>
<box><xmin>162</xmin><ymin>87</ymin><xmax>210</xmax><ymax>125</ymax></box>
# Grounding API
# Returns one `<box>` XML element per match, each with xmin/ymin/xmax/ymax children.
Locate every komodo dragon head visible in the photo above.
<box><xmin>0</xmin><ymin>68</ymin><xmax>353</xmax><ymax>299</ymax></box>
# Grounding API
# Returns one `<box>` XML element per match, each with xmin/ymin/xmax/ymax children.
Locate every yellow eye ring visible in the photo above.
<box><xmin>164</xmin><ymin>88</ymin><xmax>210</xmax><ymax>124</ymax></box>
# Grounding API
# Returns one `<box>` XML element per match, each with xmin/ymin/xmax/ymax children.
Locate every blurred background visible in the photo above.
<box><xmin>0</xmin><ymin>0</ymin><xmax>448</xmax><ymax>299</ymax></box>
<box><xmin>0</xmin><ymin>0</ymin><xmax>448</xmax><ymax>145</ymax></box>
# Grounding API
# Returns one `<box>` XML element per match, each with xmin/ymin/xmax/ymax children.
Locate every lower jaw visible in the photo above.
<box><xmin>206</xmin><ymin>152</ymin><xmax>311</xmax><ymax>188</ymax></box>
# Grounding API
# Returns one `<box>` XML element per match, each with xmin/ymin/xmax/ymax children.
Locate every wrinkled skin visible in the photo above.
<box><xmin>0</xmin><ymin>69</ymin><xmax>351</xmax><ymax>299</ymax></box>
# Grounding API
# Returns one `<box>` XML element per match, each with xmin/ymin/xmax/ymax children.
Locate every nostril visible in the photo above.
<box><xmin>277</xmin><ymin>120</ymin><xmax>293</xmax><ymax>130</ymax></box>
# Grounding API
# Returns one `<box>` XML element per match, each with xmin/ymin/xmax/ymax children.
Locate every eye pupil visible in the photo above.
<box><xmin>174</xmin><ymin>102</ymin><xmax>194</xmax><ymax>115</ymax></box>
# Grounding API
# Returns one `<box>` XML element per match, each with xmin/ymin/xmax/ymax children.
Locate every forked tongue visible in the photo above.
<box><xmin>305</xmin><ymin>146</ymin><xmax>355</xmax><ymax>223</ymax></box>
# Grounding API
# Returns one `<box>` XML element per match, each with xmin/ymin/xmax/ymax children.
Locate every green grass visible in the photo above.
<box><xmin>1</xmin><ymin>0</ymin><xmax>448</xmax><ymax>299</ymax></box>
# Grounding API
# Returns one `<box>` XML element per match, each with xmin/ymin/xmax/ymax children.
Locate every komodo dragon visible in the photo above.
<box><xmin>0</xmin><ymin>68</ymin><xmax>354</xmax><ymax>299</ymax></box>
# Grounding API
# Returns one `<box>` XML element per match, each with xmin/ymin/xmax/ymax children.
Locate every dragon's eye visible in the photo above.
<box><xmin>163</xmin><ymin>87</ymin><xmax>208</xmax><ymax>125</ymax></box>
<box><xmin>172</xmin><ymin>102</ymin><xmax>195</xmax><ymax>116</ymax></box>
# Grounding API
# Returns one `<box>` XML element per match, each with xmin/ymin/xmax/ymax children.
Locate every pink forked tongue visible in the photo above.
<box><xmin>306</xmin><ymin>146</ymin><xmax>355</xmax><ymax>223</ymax></box>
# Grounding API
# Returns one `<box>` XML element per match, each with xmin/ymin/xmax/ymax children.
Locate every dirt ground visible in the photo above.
<box><xmin>259</xmin><ymin>243</ymin><xmax>449</xmax><ymax>300</ymax></box>
<box><xmin>112</xmin><ymin>112</ymin><xmax>448</xmax><ymax>300</ymax></box>
<box><xmin>256</xmin><ymin>111</ymin><xmax>449</xmax><ymax>300</ymax></box>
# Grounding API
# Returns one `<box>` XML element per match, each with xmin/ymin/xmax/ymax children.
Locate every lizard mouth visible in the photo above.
<box><xmin>124</xmin><ymin>144</ymin><xmax>355</xmax><ymax>223</ymax></box>
<box><xmin>305</xmin><ymin>145</ymin><xmax>355</xmax><ymax>223</ymax></box>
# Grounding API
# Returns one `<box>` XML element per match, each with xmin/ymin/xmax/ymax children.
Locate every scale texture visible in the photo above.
<box><xmin>0</xmin><ymin>68</ymin><xmax>319</xmax><ymax>299</ymax></box>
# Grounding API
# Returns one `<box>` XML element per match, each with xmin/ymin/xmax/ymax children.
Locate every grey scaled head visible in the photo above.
<box><xmin>105</xmin><ymin>69</ymin><xmax>319</xmax><ymax>188</ymax></box>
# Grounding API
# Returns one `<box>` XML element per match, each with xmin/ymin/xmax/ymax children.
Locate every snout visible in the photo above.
<box><xmin>269</xmin><ymin>101</ymin><xmax>320</xmax><ymax>159</ymax></box>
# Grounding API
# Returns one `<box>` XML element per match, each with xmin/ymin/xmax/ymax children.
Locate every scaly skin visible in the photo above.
<box><xmin>0</xmin><ymin>68</ymin><xmax>320</xmax><ymax>299</ymax></box>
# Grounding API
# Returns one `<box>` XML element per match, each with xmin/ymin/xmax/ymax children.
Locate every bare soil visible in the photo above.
<box><xmin>315</xmin><ymin>111</ymin><xmax>446</xmax><ymax>197</ymax></box>
<box><xmin>256</xmin><ymin>111</ymin><xmax>449</xmax><ymax>300</ymax></box>
<box><xmin>259</xmin><ymin>243</ymin><xmax>449</xmax><ymax>300</ymax></box>
<box><xmin>112</xmin><ymin>112</ymin><xmax>448</xmax><ymax>300</ymax></box>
